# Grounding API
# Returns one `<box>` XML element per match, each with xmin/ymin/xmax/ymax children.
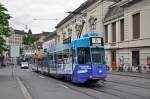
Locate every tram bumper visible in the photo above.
<box><xmin>72</xmin><ymin>64</ymin><xmax>107</xmax><ymax>83</ymax></box>
<box><xmin>90</xmin><ymin>64</ymin><xmax>107</xmax><ymax>80</ymax></box>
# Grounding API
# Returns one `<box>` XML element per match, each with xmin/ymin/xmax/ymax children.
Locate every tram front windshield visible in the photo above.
<box><xmin>78</xmin><ymin>47</ymin><xmax>105</xmax><ymax>65</ymax></box>
<box><xmin>91</xmin><ymin>48</ymin><xmax>105</xmax><ymax>65</ymax></box>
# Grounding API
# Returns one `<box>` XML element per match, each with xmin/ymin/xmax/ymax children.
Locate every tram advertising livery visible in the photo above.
<box><xmin>32</xmin><ymin>33</ymin><xmax>107</xmax><ymax>84</ymax></box>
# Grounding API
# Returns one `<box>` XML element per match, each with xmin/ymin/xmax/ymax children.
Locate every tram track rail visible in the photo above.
<box><xmin>91</xmin><ymin>87</ymin><xmax>126</xmax><ymax>99</ymax></box>
<box><xmin>62</xmin><ymin>83</ymin><xmax>127</xmax><ymax>99</ymax></box>
<box><xmin>33</xmin><ymin>70</ymin><xmax>150</xmax><ymax>99</ymax></box>
<box><xmin>91</xmin><ymin>84</ymin><xmax>150</xmax><ymax>99</ymax></box>
<box><xmin>108</xmin><ymin>72</ymin><xmax>150</xmax><ymax>79</ymax></box>
<box><xmin>34</xmin><ymin>71</ymin><xmax>125</xmax><ymax>99</ymax></box>
<box><xmin>106</xmin><ymin>80</ymin><xmax>150</xmax><ymax>90</ymax></box>
<box><xmin>54</xmin><ymin>80</ymin><xmax>129</xmax><ymax>99</ymax></box>
<box><xmin>33</xmin><ymin>71</ymin><xmax>101</xmax><ymax>99</ymax></box>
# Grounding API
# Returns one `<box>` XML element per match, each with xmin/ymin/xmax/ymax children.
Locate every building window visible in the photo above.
<box><xmin>62</xmin><ymin>32</ymin><xmax>66</xmax><ymax>40</ymax></box>
<box><xmin>120</xmin><ymin>19</ymin><xmax>124</xmax><ymax>41</ymax></box>
<box><xmin>133</xmin><ymin>13</ymin><xmax>140</xmax><ymax>39</ymax></box>
<box><xmin>132</xmin><ymin>51</ymin><xmax>140</xmax><ymax>67</ymax></box>
<box><xmin>75</xmin><ymin>24</ymin><xmax>81</xmax><ymax>38</ymax></box>
<box><xmin>104</xmin><ymin>25</ymin><xmax>108</xmax><ymax>43</ymax></box>
<box><xmin>89</xmin><ymin>16</ymin><xmax>97</xmax><ymax>33</ymax></box>
<box><xmin>68</xmin><ymin>28</ymin><xmax>72</xmax><ymax>37</ymax></box>
<box><xmin>90</xmin><ymin>23</ymin><xmax>96</xmax><ymax>32</ymax></box>
<box><xmin>112</xmin><ymin>22</ymin><xmax>116</xmax><ymax>42</ymax></box>
<box><xmin>57</xmin><ymin>35</ymin><xmax>60</xmax><ymax>43</ymax></box>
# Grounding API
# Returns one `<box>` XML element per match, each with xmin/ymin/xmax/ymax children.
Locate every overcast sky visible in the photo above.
<box><xmin>1</xmin><ymin>0</ymin><xmax>87</xmax><ymax>33</ymax></box>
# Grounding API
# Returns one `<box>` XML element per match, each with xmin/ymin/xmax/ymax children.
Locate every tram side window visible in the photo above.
<box><xmin>78</xmin><ymin>47</ymin><xmax>91</xmax><ymax>64</ymax></box>
<box><xmin>48</xmin><ymin>54</ymin><xmax>53</xmax><ymax>64</ymax></box>
<box><xmin>57</xmin><ymin>54</ymin><xmax>63</xmax><ymax>64</ymax></box>
<box><xmin>63</xmin><ymin>49</ymin><xmax>70</xmax><ymax>64</ymax></box>
<box><xmin>70</xmin><ymin>49</ymin><xmax>74</xmax><ymax>65</ymax></box>
<box><xmin>54</xmin><ymin>53</ymin><xmax>57</xmax><ymax>68</ymax></box>
<box><xmin>48</xmin><ymin>54</ymin><xmax>53</xmax><ymax>67</ymax></box>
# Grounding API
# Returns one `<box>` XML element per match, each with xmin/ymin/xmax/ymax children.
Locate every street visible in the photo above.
<box><xmin>1</xmin><ymin>0</ymin><xmax>150</xmax><ymax>99</ymax></box>
<box><xmin>3</xmin><ymin>66</ymin><xmax>149</xmax><ymax>99</ymax></box>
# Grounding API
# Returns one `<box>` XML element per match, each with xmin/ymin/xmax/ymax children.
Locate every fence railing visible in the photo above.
<box><xmin>113</xmin><ymin>65</ymin><xmax>150</xmax><ymax>73</ymax></box>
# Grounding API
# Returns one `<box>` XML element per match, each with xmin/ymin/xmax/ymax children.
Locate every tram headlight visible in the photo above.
<box><xmin>99</xmin><ymin>70</ymin><xmax>102</xmax><ymax>73</ymax></box>
<box><xmin>77</xmin><ymin>70</ymin><xmax>88</xmax><ymax>74</ymax></box>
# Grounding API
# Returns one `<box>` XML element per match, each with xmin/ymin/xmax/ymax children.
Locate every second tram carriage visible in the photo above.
<box><xmin>32</xmin><ymin>33</ymin><xmax>107</xmax><ymax>84</ymax></box>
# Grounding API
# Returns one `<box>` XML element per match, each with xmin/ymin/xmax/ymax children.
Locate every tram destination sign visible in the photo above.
<box><xmin>90</xmin><ymin>37</ymin><xmax>103</xmax><ymax>46</ymax></box>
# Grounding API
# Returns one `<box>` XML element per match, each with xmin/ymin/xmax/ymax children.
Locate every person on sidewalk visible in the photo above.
<box><xmin>0</xmin><ymin>54</ymin><xmax>4</xmax><ymax>68</ymax></box>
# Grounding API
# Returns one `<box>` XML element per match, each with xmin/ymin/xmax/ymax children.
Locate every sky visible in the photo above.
<box><xmin>1</xmin><ymin>0</ymin><xmax>87</xmax><ymax>33</ymax></box>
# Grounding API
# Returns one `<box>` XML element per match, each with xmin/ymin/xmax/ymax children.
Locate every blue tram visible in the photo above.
<box><xmin>33</xmin><ymin>33</ymin><xmax>107</xmax><ymax>84</ymax></box>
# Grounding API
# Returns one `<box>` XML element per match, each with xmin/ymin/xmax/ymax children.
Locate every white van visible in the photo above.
<box><xmin>21</xmin><ymin>62</ymin><xmax>29</xmax><ymax>69</ymax></box>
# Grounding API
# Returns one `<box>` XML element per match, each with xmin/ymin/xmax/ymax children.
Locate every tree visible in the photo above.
<box><xmin>23</xmin><ymin>34</ymin><xmax>38</xmax><ymax>45</ymax></box>
<box><xmin>23</xmin><ymin>30</ymin><xmax>38</xmax><ymax>47</ymax></box>
<box><xmin>0</xmin><ymin>3</ymin><xmax>11</xmax><ymax>54</ymax></box>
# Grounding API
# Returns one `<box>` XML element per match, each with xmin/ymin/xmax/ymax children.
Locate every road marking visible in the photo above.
<box><xmin>39</xmin><ymin>75</ymin><xmax>45</xmax><ymax>78</ymax></box>
<box><xmin>17</xmin><ymin>77</ymin><xmax>32</xmax><ymax>99</ymax></box>
<box><xmin>58</xmin><ymin>84</ymin><xmax>69</xmax><ymax>89</ymax></box>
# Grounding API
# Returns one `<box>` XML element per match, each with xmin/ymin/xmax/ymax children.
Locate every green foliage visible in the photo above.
<box><xmin>0</xmin><ymin>3</ymin><xmax>11</xmax><ymax>54</ymax></box>
<box><xmin>23</xmin><ymin>34</ymin><xmax>38</xmax><ymax>46</ymax></box>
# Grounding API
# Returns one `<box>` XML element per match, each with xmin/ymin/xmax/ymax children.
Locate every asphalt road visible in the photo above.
<box><xmin>14</xmin><ymin>67</ymin><xmax>150</xmax><ymax>99</ymax></box>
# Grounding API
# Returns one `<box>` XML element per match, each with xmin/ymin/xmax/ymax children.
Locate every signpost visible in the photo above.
<box><xmin>10</xmin><ymin>45</ymin><xmax>20</xmax><ymax>57</ymax></box>
<box><xmin>10</xmin><ymin>45</ymin><xmax>20</xmax><ymax>77</ymax></box>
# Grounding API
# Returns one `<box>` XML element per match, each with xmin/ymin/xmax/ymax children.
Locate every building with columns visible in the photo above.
<box><xmin>104</xmin><ymin>0</ymin><xmax>150</xmax><ymax>72</ymax></box>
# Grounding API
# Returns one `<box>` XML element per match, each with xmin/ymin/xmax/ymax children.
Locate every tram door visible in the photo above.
<box><xmin>111</xmin><ymin>50</ymin><xmax>117</xmax><ymax>70</ymax></box>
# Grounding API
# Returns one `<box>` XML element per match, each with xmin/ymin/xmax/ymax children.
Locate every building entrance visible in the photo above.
<box><xmin>111</xmin><ymin>50</ymin><xmax>117</xmax><ymax>70</ymax></box>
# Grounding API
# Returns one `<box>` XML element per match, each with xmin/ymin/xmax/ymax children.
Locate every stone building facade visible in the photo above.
<box><xmin>55</xmin><ymin>0</ymin><xmax>113</xmax><ymax>44</ymax></box>
<box><xmin>54</xmin><ymin>0</ymin><xmax>150</xmax><ymax>73</ymax></box>
<box><xmin>6</xmin><ymin>29</ymin><xmax>26</xmax><ymax>48</ymax></box>
<box><xmin>104</xmin><ymin>0</ymin><xmax>150</xmax><ymax>72</ymax></box>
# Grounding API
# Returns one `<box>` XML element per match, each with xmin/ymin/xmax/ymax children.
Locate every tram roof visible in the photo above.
<box><xmin>48</xmin><ymin>32</ymin><xmax>103</xmax><ymax>53</ymax></box>
<box><xmin>71</xmin><ymin>32</ymin><xmax>103</xmax><ymax>47</ymax></box>
<box><xmin>81</xmin><ymin>32</ymin><xmax>103</xmax><ymax>38</ymax></box>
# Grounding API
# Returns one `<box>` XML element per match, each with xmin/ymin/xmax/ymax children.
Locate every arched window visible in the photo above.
<box><xmin>68</xmin><ymin>28</ymin><xmax>72</xmax><ymax>37</ymax></box>
<box><xmin>62</xmin><ymin>32</ymin><xmax>66</xmax><ymax>40</ymax></box>
<box><xmin>88</xmin><ymin>16</ymin><xmax>97</xmax><ymax>33</ymax></box>
<box><xmin>75</xmin><ymin>24</ymin><xmax>81</xmax><ymax>38</ymax></box>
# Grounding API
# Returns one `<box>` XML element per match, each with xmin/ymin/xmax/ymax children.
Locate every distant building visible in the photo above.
<box><xmin>34</xmin><ymin>32</ymin><xmax>51</xmax><ymax>50</ymax></box>
<box><xmin>42</xmin><ymin>31</ymin><xmax>57</xmax><ymax>52</ymax></box>
<box><xmin>23</xmin><ymin>31</ymin><xmax>50</xmax><ymax>57</ymax></box>
<box><xmin>6</xmin><ymin>29</ymin><xmax>27</xmax><ymax>48</ymax></box>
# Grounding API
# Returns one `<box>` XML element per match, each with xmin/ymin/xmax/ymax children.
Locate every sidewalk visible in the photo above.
<box><xmin>108</xmin><ymin>71</ymin><xmax>150</xmax><ymax>79</ymax></box>
<box><xmin>0</xmin><ymin>68</ymin><xmax>25</xmax><ymax>99</ymax></box>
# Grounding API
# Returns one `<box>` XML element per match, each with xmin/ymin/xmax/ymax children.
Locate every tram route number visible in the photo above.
<box><xmin>92</xmin><ymin>38</ymin><xmax>101</xmax><ymax>44</ymax></box>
